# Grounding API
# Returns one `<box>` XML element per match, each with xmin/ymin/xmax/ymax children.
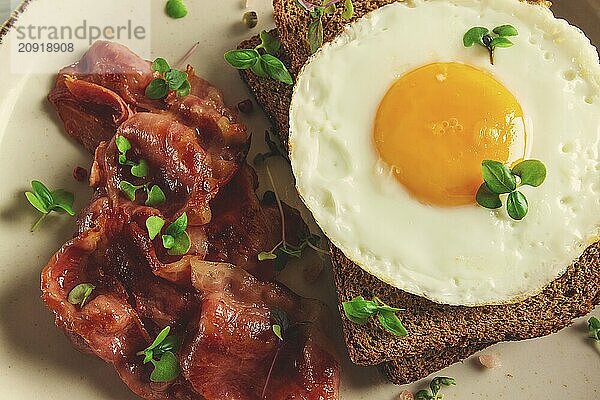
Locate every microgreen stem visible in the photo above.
<box><xmin>31</xmin><ymin>213</ymin><xmax>48</xmax><ymax>232</ymax></box>
<box><xmin>305</xmin><ymin>240</ymin><xmax>329</xmax><ymax>256</ymax></box>
<box><xmin>176</xmin><ymin>41</ymin><xmax>200</xmax><ymax>70</ymax></box>
<box><xmin>266</xmin><ymin>164</ymin><xmax>286</xmax><ymax>246</ymax></box>
<box><xmin>269</xmin><ymin>240</ymin><xmax>284</xmax><ymax>254</ymax></box>
<box><xmin>261</xmin><ymin>342</ymin><xmax>281</xmax><ymax>398</ymax></box>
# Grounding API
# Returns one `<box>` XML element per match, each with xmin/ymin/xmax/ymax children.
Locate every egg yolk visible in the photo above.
<box><xmin>374</xmin><ymin>62</ymin><xmax>527</xmax><ymax>206</ymax></box>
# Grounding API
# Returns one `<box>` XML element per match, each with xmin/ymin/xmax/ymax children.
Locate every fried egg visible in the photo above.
<box><xmin>289</xmin><ymin>0</ymin><xmax>600</xmax><ymax>305</ymax></box>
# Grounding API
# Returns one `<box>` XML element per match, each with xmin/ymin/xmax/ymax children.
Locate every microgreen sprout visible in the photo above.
<box><xmin>116</xmin><ymin>135</ymin><xmax>150</xmax><ymax>178</ymax></box>
<box><xmin>119</xmin><ymin>181</ymin><xmax>166</xmax><ymax>206</ymax></box>
<box><xmin>257</xmin><ymin>165</ymin><xmax>329</xmax><ymax>271</ymax></box>
<box><xmin>146</xmin><ymin>57</ymin><xmax>191</xmax><ymax>99</ymax></box>
<box><xmin>25</xmin><ymin>180</ymin><xmax>75</xmax><ymax>231</ymax></box>
<box><xmin>67</xmin><ymin>283</ymin><xmax>95</xmax><ymax>308</ymax></box>
<box><xmin>342</xmin><ymin>296</ymin><xmax>408</xmax><ymax>337</ymax></box>
<box><xmin>476</xmin><ymin>159</ymin><xmax>546</xmax><ymax>221</ymax></box>
<box><xmin>463</xmin><ymin>25</ymin><xmax>518</xmax><ymax>65</ymax></box>
<box><xmin>415</xmin><ymin>377</ymin><xmax>457</xmax><ymax>400</ymax></box>
<box><xmin>165</xmin><ymin>0</ymin><xmax>188</xmax><ymax>19</ymax></box>
<box><xmin>136</xmin><ymin>326</ymin><xmax>182</xmax><ymax>382</ymax></box>
<box><xmin>225</xmin><ymin>30</ymin><xmax>293</xmax><ymax>85</ymax></box>
<box><xmin>145</xmin><ymin>213</ymin><xmax>191</xmax><ymax>256</ymax></box>
<box><xmin>296</xmin><ymin>0</ymin><xmax>354</xmax><ymax>53</ymax></box>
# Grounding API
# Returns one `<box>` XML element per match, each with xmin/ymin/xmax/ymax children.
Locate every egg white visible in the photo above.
<box><xmin>289</xmin><ymin>0</ymin><xmax>600</xmax><ymax>305</ymax></box>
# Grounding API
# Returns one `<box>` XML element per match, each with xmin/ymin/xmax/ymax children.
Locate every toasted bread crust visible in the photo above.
<box><xmin>239</xmin><ymin>5</ymin><xmax>599</xmax><ymax>382</ymax></box>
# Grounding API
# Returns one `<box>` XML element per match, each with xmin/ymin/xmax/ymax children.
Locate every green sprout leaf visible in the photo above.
<box><xmin>258</xmin><ymin>251</ymin><xmax>278</xmax><ymax>261</ymax></box>
<box><xmin>588</xmin><ymin>316</ymin><xmax>600</xmax><ymax>341</ymax></box>
<box><xmin>151</xmin><ymin>58</ymin><xmax>171</xmax><ymax>74</ymax></box>
<box><xmin>146</xmin><ymin>216</ymin><xmax>166</xmax><ymax>240</ymax></box>
<box><xmin>224</xmin><ymin>49</ymin><xmax>260</xmax><ymax>69</ymax></box>
<box><xmin>342</xmin><ymin>296</ymin><xmax>380</xmax><ymax>325</ymax></box>
<box><xmin>415</xmin><ymin>390</ymin><xmax>434</xmax><ymax>400</ymax></box>
<box><xmin>167</xmin><ymin>231</ymin><xmax>191</xmax><ymax>256</ymax></box>
<box><xmin>137</xmin><ymin>326</ymin><xmax>182</xmax><ymax>383</ymax></box>
<box><xmin>481</xmin><ymin>160</ymin><xmax>517</xmax><ymax>194</ymax></box>
<box><xmin>416</xmin><ymin>376</ymin><xmax>456</xmax><ymax>400</ymax></box>
<box><xmin>25</xmin><ymin>192</ymin><xmax>49</xmax><ymax>214</ymax></box>
<box><xmin>119</xmin><ymin>180</ymin><xmax>142</xmax><ymax>201</ymax></box>
<box><xmin>176</xmin><ymin>80</ymin><xmax>191</xmax><ymax>97</ymax></box>
<box><xmin>506</xmin><ymin>190</ymin><xmax>528</xmax><ymax>220</ymax></box>
<box><xmin>463</xmin><ymin>27</ymin><xmax>489</xmax><ymax>47</ymax></box>
<box><xmin>166</xmin><ymin>213</ymin><xmax>188</xmax><ymax>237</ymax></box>
<box><xmin>150</xmin><ymin>351</ymin><xmax>181</xmax><ymax>382</ymax></box>
<box><xmin>165</xmin><ymin>69</ymin><xmax>188</xmax><ymax>90</ymax></box>
<box><xmin>162</xmin><ymin>234</ymin><xmax>175</xmax><ymax>249</ymax></box>
<box><xmin>476</xmin><ymin>183</ymin><xmax>502</xmax><ymax>209</ymax></box>
<box><xmin>272</xmin><ymin>324</ymin><xmax>283</xmax><ymax>341</ymax></box>
<box><xmin>259</xmin><ymin>30</ymin><xmax>281</xmax><ymax>55</ymax></box>
<box><xmin>130</xmin><ymin>159</ymin><xmax>149</xmax><ymax>178</ymax></box>
<box><xmin>145</xmin><ymin>185</ymin><xmax>166</xmax><ymax>206</ymax></box>
<box><xmin>341</xmin><ymin>0</ymin><xmax>354</xmax><ymax>20</ymax></box>
<box><xmin>490</xmin><ymin>36</ymin><xmax>513</xmax><ymax>48</ymax></box>
<box><xmin>31</xmin><ymin>180</ymin><xmax>53</xmax><ymax>207</ymax></box>
<box><xmin>511</xmin><ymin>159</ymin><xmax>546</xmax><ymax>187</ymax></box>
<box><xmin>147</xmin><ymin>326</ymin><xmax>171</xmax><ymax>352</ymax></box>
<box><xmin>377</xmin><ymin>309</ymin><xmax>408</xmax><ymax>337</ymax></box>
<box><xmin>115</xmin><ymin>135</ymin><xmax>132</xmax><ymax>154</ymax></box>
<box><xmin>145</xmin><ymin>78</ymin><xmax>169</xmax><ymax>100</ymax></box>
<box><xmin>259</xmin><ymin>54</ymin><xmax>294</xmax><ymax>85</ymax></box>
<box><xmin>493</xmin><ymin>24</ymin><xmax>518</xmax><ymax>37</ymax></box>
<box><xmin>67</xmin><ymin>283</ymin><xmax>95</xmax><ymax>307</ymax></box>
<box><xmin>308</xmin><ymin>17</ymin><xmax>324</xmax><ymax>54</ymax></box>
<box><xmin>165</xmin><ymin>0</ymin><xmax>188</xmax><ymax>19</ymax></box>
<box><xmin>25</xmin><ymin>180</ymin><xmax>76</xmax><ymax>231</ymax></box>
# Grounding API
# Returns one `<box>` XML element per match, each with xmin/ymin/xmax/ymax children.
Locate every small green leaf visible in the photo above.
<box><xmin>463</xmin><ymin>27</ymin><xmax>490</xmax><ymax>47</ymax></box>
<box><xmin>130</xmin><ymin>159</ymin><xmax>150</xmax><ymax>178</ymax></box>
<box><xmin>415</xmin><ymin>390</ymin><xmax>434</xmax><ymax>400</ymax></box>
<box><xmin>51</xmin><ymin>189</ymin><xmax>75</xmax><ymax>216</ymax></box>
<box><xmin>119</xmin><ymin>181</ymin><xmax>141</xmax><ymax>202</ymax></box>
<box><xmin>145</xmin><ymin>78</ymin><xmax>169</xmax><ymax>100</ymax></box>
<box><xmin>153</xmin><ymin>335</ymin><xmax>182</xmax><ymax>358</ymax></box>
<box><xmin>25</xmin><ymin>192</ymin><xmax>49</xmax><ymax>214</ymax></box>
<box><xmin>67</xmin><ymin>283</ymin><xmax>95</xmax><ymax>307</ymax></box>
<box><xmin>259</xmin><ymin>30</ymin><xmax>281</xmax><ymax>55</ymax></box>
<box><xmin>115</xmin><ymin>135</ymin><xmax>132</xmax><ymax>154</ymax></box>
<box><xmin>493</xmin><ymin>24</ymin><xmax>518</xmax><ymax>37</ymax></box>
<box><xmin>272</xmin><ymin>324</ymin><xmax>283</xmax><ymax>341</ymax></box>
<box><xmin>481</xmin><ymin>160</ymin><xmax>517</xmax><ymax>194</ymax></box>
<box><xmin>589</xmin><ymin>316</ymin><xmax>600</xmax><ymax>332</ymax></box>
<box><xmin>145</xmin><ymin>185</ymin><xmax>167</xmax><ymax>207</ymax></box>
<box><xmin>506</xmin><ymin>190</ymin><xmax>528</xmax><ymax>220</ymax></box>
<box><xmin>167</xmin><ymin>231</ymin><xmax>191</xmax><ymax>256</ymax></box>
<box><xmin>270</xmin><ymin>307</ymin><xmax>291</xmax><ymax>334</ymax></box>
<box><xmin>151</xmin><ymin>58</ymin><xmax>171</xmax><ymax>74</ymax></box>
<box><xmin>308</xmin><ymin>17</ymin><xmax>324</xmax><ymax>54</ymax></box>
<box><xmin>165</xmin><ymin>0</ymin><xmax>188</xmax><ymax>19</ymax></box>
<box><xmin>250</xmin><ymin>59</ymin><xmax>268</xmax><ymax>78</ymax></box>
<box><xmin>224</xmin><ymin>49</ymin><xmax>260</xmax><ymax>69</ymax></box>
<box><xmin>511</xmin><ymin>159</ymin><xmax>546</xmax><ymax>187</ymax></box>
<box><xmin>490</xmin><ymin>36</ymin><xmax>513</xmax><ymax>48</ymax></box>
<box><xmin>323</xmin><ymin>4</ymin><xmax>336</xmax><ymax>14</ymax></box>
<box><xmin>259</xmin><ymin>54</ymin><xmax>293</xmax><ymax>85</ymax></box>
<box><xmin>476</xmin><ymin>183</ymin><xmax>502</xmax><ymax>209</ymax></box>
<box><xmin>258</xmin><ymin>251</ymin><xmax>277</xmax><ymax>261</ymax></box>
<box><xmin>118</xmin><ymin>154</ymin><xmax>127</xmax><ymax>165</ymax></box>
<box><xmin>176</xmin><ymin>80</ymin><xmax>191</xmax><ymax>97</ymax></box>
<box><xmin>162</xmin><ymin>234</ymin><xmax>175</xmax><ymax>249</ymax></box>
<box><xmin>166</xmin><ymin>212</ymin><xmax>188</xmax><ymax>237</ymax></box>
<box><xmin>342</xmin><ymin>296</ymin><xmax>379</xmax><ymax>325</ymax></box>
<box><xmin>150</xmin><ymin>351</ymin><xmax>181</xmax><ymax>382</ymax></box>
<box><xmin>373</xmin><ymin>297</ymin><xmax>402</xmax><ymax>312</ymax></box>
<box><xmin>341</xmin><ymin>0</ymin><xmax>354</xmax><ymax>20</ymax></box>
<box><xmin>146</xmin><ymin>216</ymin><xmax>165</xmax><ymax>240</ymax></box>
<box><xmin>31</xmin><ymin>180</ymin><xmax>54</xmax><ymax>208</ymax></box>
<box><xmin>377</xmin><ymin>309</ymin><xmax>408</xmax><ymax>337</ymax></box>
<box><xmin>146</xmin><ymin>326</ymin><xmax>171</xmax><ymax>352</ymax></box>
<box><xmin>142</xmin><ymin>349</ymin><xmax>154</xmax><ymax>364</ymax></box>
<box><xmin>164</xmin><ymin>69</ymin><xmax>188</xmax><ymax>90</ymax></box>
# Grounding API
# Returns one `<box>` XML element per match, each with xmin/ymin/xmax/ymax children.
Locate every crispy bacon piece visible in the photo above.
<box><xmin>183</xmin><ymin>260</ymin><xmax>339</xmax><ymax>400</ymax></box>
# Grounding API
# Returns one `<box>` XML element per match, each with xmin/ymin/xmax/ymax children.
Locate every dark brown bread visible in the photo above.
<box><xmin>238</xmin><ymin>11</ymin><xmax>600</xmax><ymax>382</ymax></box>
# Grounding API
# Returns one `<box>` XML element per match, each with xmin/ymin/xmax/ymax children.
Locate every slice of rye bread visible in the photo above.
<box><xmin>238</xmin><ymin>24</ymin><xmax>600</xmax><ymax>381</ymax></box>
<box><xmin>272</xmin><ymin>0</ymin><xmax>552</xmax><ymax>75</ymax></box>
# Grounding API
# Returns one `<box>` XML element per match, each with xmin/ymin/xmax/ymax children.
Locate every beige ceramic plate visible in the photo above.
<box><xmin>0</xmin><ymin>0</ymin><xmax>598</xmax><ymax>399</ymax></box>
